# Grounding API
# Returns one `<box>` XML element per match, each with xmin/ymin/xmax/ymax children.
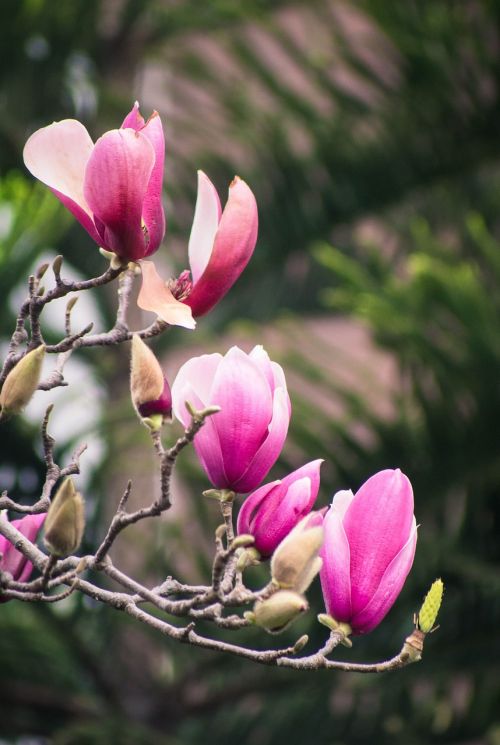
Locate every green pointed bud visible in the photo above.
<box><xmin>0</xmin><ymin>346</ymin><xmax>45</xmax><ymax>419</ymax></box>
<box><xmin>271</xmin><ymin>515</ymin><xmax>324</xmax><ymax>593</ymax></box>
<box><xmin>253</xmin><ymin>590</ymin><xmax>308</xmax><ymax>634</ymax></box>
<box><xmin>418</xmin><ymin>578</ymin><xmax>444</xmax><ymax>633</ymax></box>
<box><xmin>44</xmin><ymin>478</ymin><xmax>85</xmax><ymax>557</ymax></box>
<box><xmin>52</xmin><ymin>255</ymin><xmax>63</xmax><ymax>276</ymax></box>
<box><xmin>293</xmin><ymin>634</ymin><xmax>309</xmax><ymax>653</ymax></box>
<box><xmin>36</xmin><ymin>262</ymin><xmax>50</xmax><ymax>280</ymax></box>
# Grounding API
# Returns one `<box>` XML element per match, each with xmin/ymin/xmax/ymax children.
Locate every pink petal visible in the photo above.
<box><xmin>351</xmin><ymin>520</ymin><xmax>418</xmax><ymax>634</ymax></box>
<box><xmin>186</xmin><ymin>176</ymin><xmax>258</xmax><ymax>317</ymax></box>
<box><xmin>249</xmin><ymin>346</ymin><xmax>291</xmax><ymax>415</ymax></box>
<box><xmin>121</xmin><ymin>101</ymin><xmax>145</xmax><ymax>130</ymax></box>
<box><xmin>84</xmin><ymin>129</ymin><xmax>155</xmax><ymax>261</ymax></box>
<box><xmin>232</xmin><ymin>386</ymin><xmax>290</xmax><ymax>494</ymax></box>
<box><xmin>191</xmin><ymin>413</ymin><xmax>228</xmax><ymax>488</ymax></box>
<box><xmin>237</xmin><ymin>480</ymin><xmax>279</xmax><ymax>536</ymax></box>
<box><xmin>344</xmin><ymin>469</ymin><xmax>414</xmax><ymax>612</ymax></box>
<box><xmin>188</xmin><ymin>171</ymin><xmax>222</xmax><ymax>284</ymax></box>
<box><xmin>171</xmin><ymin>352</ymin><xmax>222</xmax><ymax>424</ymax></box>
<box><xmin>23</xmin><ymin>120</ymin><xmax>102</xmax><ymax>245</ymax></box>
<box><xmin>2</xmin><ymin>513</ymin><xmax>46</xmax><ymax>581</ymax></box>
<box><xmin>320</xmin><ymin>507</ymin><xmax>352</xmax><ymax>622</ymax></box>
<box><xmin>138</xmin><ymin>261</ymin><xmax>196</xmax><ymax>329</ymax></box>
<box><xmin>210</xmin><ymin>347</ymin><xmax>273</xmax><ymax>487</ymax></box>
<box><xmin>137</xmin><ymin>110</ymin><xmax>166</xmax><ymax>257</ymax></box>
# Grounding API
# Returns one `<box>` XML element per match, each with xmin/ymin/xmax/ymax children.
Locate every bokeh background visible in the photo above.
<box><xmin>1</xmin><ymin>1</ymin><xmax>499</xmax><ymax>743</ymax></box>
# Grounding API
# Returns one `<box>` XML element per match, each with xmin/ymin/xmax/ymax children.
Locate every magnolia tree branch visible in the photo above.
<box><xmin>0</xmin><ymin>257</ymin><xmax>435</xmax><ymax>678</ymax></box>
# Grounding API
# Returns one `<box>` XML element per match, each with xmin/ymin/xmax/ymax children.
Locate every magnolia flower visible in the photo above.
<box><xmin>23</xmin><ymin>102</ymin><xmax>165</xmax><ymax>264</ymax></box>
<box><xmin>237</xmin><ymin>460</ymin><xmax>323</xmax><ymax>557</ymax></box>
<box><xmin>171</xmin><ymin>345</ymin><xmax>291</xmax><ymax>493</ymax></box>
<box><xmin>320</xmin><ymin>468</ymin><xmax>417</xmax><ymax>635</ymax></box>
<box><xmin>138</xmin><ymin>170</ymin><xmax>258</xmax><ymax>321</ymax></box>
<box><xmin>0</xmin><ymin>512</ymin><xmax>46</xmax><ymax>584</ymax></box>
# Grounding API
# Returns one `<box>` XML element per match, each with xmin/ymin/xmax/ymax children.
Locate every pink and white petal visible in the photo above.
<box><xmin>343</xmin><ymin>469</ymin><xmax>414</xmax><ymax>611</ymax></box>
<box><xmin>23</xmin><ymin>120</ymin><xmax>97</xmax><ymax>240</ymax></box>
<box><xmin>171</xmin><ymin>352</ymin><xmax>222</xmax><ymax>424</ymax></box>
<box><xmin>210</xmin><ymin>348</ymin><xmax>273</xmax><ymax>486</ymax></box>
<box><xmin>232</xmin><ymin>386</ymin><xmax>290</xmax><ymax>494</ymax></box>
<box><xmin>188</xmin><ymin>171</ymin><xmax>222</xmax><ymax>284</ymax></box>
<box><xmin>186</xmin><ymin>176</ymin><xmax>258</xmax><ymax>318</ymax></box>
<box><xmin>138</xmin><ymin>261</ymin><xmax>195</xmax><ymax>329</ymax></box>
<box><xmin>121</xmin><ymin>101</ymin><xmax>145</xmax><ymax>130</ymax></box>
<box><xmin>84</xmin><ymin>129</ymin><xmax>154</xmax><ymax>261</ymax></box>
<box><xmin>330</xmin><ymin>489</ymin><xmax>355</xmax><ymax>520</ymax></box>
<box><xmin>319</xmin><ymin>508</ymin><xmax>352</xmax><ymax>622</ymax></box>
<box><xmin>351</xmin><ymin>520</ymin><xmax>418</xmax><ymax>634</ymax></box>
<box><xmin>281</xmin><ymin>460</ymin><xmax>323</xmax><ymax>507</ymax></box>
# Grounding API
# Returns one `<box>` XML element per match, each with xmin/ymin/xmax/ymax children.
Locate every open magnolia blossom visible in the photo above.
<box><xmin>23</xmin><ymin>102</ymin><xmax>165</xmax><ymax>265</ymax></box>
<box><xmin>138</xmin><ymin>170</ymin><xmax>258</xmax><ymax>325</ymax></box>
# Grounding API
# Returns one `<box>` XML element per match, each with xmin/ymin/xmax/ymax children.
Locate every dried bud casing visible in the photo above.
<box><xmin>271</xmin><ymin>516</ymin><xmax>324</xmax><ymax>594</ymax></box>
<box><xmin>130</xmin><ymin>335</ymin><xmax>171</xmax><ymax>425</ymax></box>
<box><xmin>0</xmin><ymin>346</ymin><xmax>45</xmax><ymax>419</ymax></box>
<box><xmin>44</xmin><ymin>478</ymin><xmax>85</xmax><ymax>557</ymax></box>
<box><xmin>253</xmin><ymin>590</ymin><xmax>308</xmax><ymax>633</ymax></box>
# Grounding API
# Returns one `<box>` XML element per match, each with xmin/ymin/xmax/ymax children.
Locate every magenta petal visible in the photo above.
<box><xmin>121</xmin><ymin>101</ymin><xmax>145</xmax><ymax>130</ymax></box>
<box><xmin>237</xmin><ymin>480</ymin><xmax>279</xmax><ymax>536</ymax></box>
<box><xmin>351</xmin><ymin>520</ymin><xmax>418</xmax><ymax>634</ymax></box>
<box><xmin>84</xmin><ymin>129</ymin><xmax>155</xmax><ymax>261</ymax></box>
<box><xmin>210</xmin><ymin>348</ymin><xmax>272</xmax><ymax>487</ymax></box>
<box><xmin>344</xmin><ymin>469</ymin><xmax>414</xmax><ymax>612</ymax></box>
<box><xmin>320</xmin><ymin>507</ymin><xmax>352</xmax><ymax>622</ymax></box>
<box><xmin>191</xmin><ymin>413</ymin><xmax>228</xmax><ymax>488</ymax></box>
<box><xmin>138</xmin><ymin>111</ymin><xmax>166</xmax><ymax>257</ymax></box>
<box><xmin>232</xmin><ymin>386</ymin><xmax>290</xmax><ymax>494</ymax></box>
<box><xmin>2</xmin><ymin>513</ymin><xmax>46</xmax><ymax>581</ymax></box>
<box><xmin>186</xmin><ymin>176</ymin><xmax>258</xmax><ymax>317</ymax></box>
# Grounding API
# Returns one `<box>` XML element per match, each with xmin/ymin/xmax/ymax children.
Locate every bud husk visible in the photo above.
<box><xmin>253</xmin><ymin>590</ymin><xmax>309</xmax><ymax>634</ymax></box>
<box><xmin>418</xmin><ymin>578</ymin><xmax>444</xmax><ymax>633</ymax></box>
<box><xmin>317</xmin><ymin>614</ymin><xmax>353</xmax><ymax>647</ymax></box>
<box><xmin>44</xmin><ymin>478</ymin><xmax>85</xmax><ymax>557</ymax></box>
<box><xmin>0</xmin><ymin>346</ymin><xmax>45</xmax><ymax>419</ymax></box>
<box><xmin>271</xmin><ymin>524</ymin><xmax>324</xmax><ymax>593</ymax></box>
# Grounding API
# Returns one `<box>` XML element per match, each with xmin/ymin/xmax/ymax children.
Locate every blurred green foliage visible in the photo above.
<box><xmin>1</xmin><ymin>1</ymin><xmax>500</xmax><ymax>744</ymax></box>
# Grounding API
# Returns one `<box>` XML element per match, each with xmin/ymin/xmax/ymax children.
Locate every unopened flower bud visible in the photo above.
<box><xmin>253</xmin><ymin>590</ymin><xmax>309</xmax><ymax>633</ymax></box>
<box><xmin>44</xmin><ymin>478</ymin><xmax>85</xmax><ymax>557</ymax></box>
<box><xmin>0</xmin><ymin>346</ymin><xmax>45</xmax><ymax>419</ymax></box>
<box><xmin>418</xmin><ymin>578</ymin><xmax>444</xmax><ymax>633</ymax></box>
<box><xmin>271</xmin><ymin>511</ymin><xmax>324</xmax><ymax>594</ymax></box>
<box><xmin>130</xmin><ymin>335</ymin><xmax>172</xmax><ymax>426</ymax></box>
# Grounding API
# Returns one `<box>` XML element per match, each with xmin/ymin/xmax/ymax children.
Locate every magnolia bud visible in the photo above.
<box><xmin>418</xmin><ymin>578</ymin><xmax>444</xmax><ymax>633</ymax></box>
<box><xmin>0</xmin><ymin>346</ymin><xmax>45</xmax><ymax>419</ymax></box>
<box><xmin>44</xmin><ymin>478</ymin><xmax>85</xmax><ymax>557</ymax></box>
<box><xmin>130</xmin><ymin>335</ymin><xmax>171</xmax><ymax>426</ymax></box>
<box><xmin>253</xmin><ymin>590</ymin><xmax>309</xmax><ymax>633</ymax></box>
<box><xmin>271</xmin><ymin>512</ymin><xmax>324</xmax><ymax>594</ymax></box>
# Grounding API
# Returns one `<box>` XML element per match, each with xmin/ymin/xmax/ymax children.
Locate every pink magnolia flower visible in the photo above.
<box><xmin>0</xmin><ymin>512</ymin><xmax>46</xmax><ymax>584</ymax></box>
<box><xmin>138</xmin><ymin>170</ymin><xmax>258</xmax><ymax>321</ymax></box>
<box><xmin>171</xmin><ymin>345</ymin><xmax>291</xmax><ymax>493</ymax></box>
<box><xmin>23</xmin><ymin>102</ymin><xmax>165</xmax><ymax>264</ymax></box>
<box><xmin>320</xmin><ymin>468</ymin><xmax>417</xmax><ymax>635</ymax></box>
<box><xmin>237</xmin><ymin>460</ymin><xmax>323</xmax><ymax>557</ymax></box>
